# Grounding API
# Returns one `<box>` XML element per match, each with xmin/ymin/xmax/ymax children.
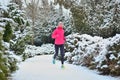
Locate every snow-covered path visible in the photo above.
<box><xmin>12</xmin><ymin>55</ymin><xmax>119</xmax><ymax>80</ymax></box>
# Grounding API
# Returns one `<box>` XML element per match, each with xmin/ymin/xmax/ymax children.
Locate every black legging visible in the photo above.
<box><xmin>53</xmin><ymin>44</ymin><xmax>64</xmax><ymax>64</ymax></box>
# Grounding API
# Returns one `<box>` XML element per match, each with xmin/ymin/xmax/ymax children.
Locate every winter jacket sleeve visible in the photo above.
<box><xmin>52</xmin><ymin>29</ymin><xmax>58</xmax><ymax>39</ymax></box>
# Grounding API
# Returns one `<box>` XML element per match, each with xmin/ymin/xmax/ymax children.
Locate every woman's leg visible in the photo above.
<box><xmin>60</xmin><ymin>44</ymin><xmax>64</xmax><ymax>65</ymax></box>
<box><xmin>53</xmin><ymin>44</ymin><xmax>59</xmax><ymax>59</ymax></box>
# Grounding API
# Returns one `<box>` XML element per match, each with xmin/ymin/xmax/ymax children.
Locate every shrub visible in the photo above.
<box><xmin>3</xmin><ymin>22</ymin><xmax>13</xmax><ymax>42</ymax></box>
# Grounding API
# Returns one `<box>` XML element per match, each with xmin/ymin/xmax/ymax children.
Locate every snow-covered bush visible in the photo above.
<box><xmin>70</xmin><ymin>5</ymin><xmax>88</xmax><ymax>33</ymax></box>
<box><xmin>0</xmin><ymin>2</ymin><xmax>31</xmax><ymax>55</ymax></box>
<box><xmin>0</xmin><ymin>2</ymin><xmax>31</xmax><ymax>79</ymax></box>
<box><xmin>3</xmin><ymin>22</ymin><xmax>13</xmax><ymax>42</ymax></box>
<box><xmin>24</xmin><ymin>44</ymin><xmax>54</xmax><ymax>58</ymax></box>
<box><xmin>0</xmin><ymin>27</ymin><xmax>9</xmax><ymax>80</ymax></box>
<box><xmin>65</xmin><ymin>33</ymin><xmax>120</xmax><ymax>76</ymax></box>
<box><xmin>82</xmin><ymin>0</ymin><xmax>120</xmax><ymax>37</ymax></box>
<box><xmin>0</xmin><ymin>22</ymin><xmax>18</xmax><ymax>80</ymax></box>
<box><xmin>4</xmin><ymin>3</ymin><xmax>31</xmax><ymax>55</ymax></box>
<box><xmin>97</xmin><ymin>35</ymin><xmax>120</xmax><ymax>75</ymax></box>
<box><xmin>0</xmin><ymin>52</ymin><xmax>9</xmax><ymax>80</ymax></box>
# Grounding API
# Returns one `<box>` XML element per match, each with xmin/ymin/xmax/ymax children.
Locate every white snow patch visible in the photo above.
<box><xmin>11</xmin><ymin>55</ymin><xmax>120</xmax><ymax>80</ymax></box>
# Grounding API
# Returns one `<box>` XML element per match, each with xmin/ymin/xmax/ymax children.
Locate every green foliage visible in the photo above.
<box><xmin>2</xmin><ymin>10</ymin><xmax>9</xmax><ymax>18</ymax></box>
<box><xmin>7</xmin><ymin>2</ymin><xmax>28</xmax><ymax>33</ymax></box>
<box><xmin>10</xmin><ymin>38</ymin><xmax>26</xmax><ymax>55</ymax></box>
<box><xmin>26</xmin><ymin>21</ymin><xmax>30</xmax><ymax>26</ymax></box>
<box><xmin>84</xmin><ymin>0</ymin><xmax>120</xmax><ymax>37</ymax></box>
<box><xmin>98</xmin><ymin>43</ymin><xmax>120</xmax><ymax>76</ymax></box>
<box><xmin>0</xmin><ymin>27</ymin><xmax>7</xmax><ymax>80</ymax></box>
<box><xmin>0</xmin><ymin>2</ymin><xmax>31</xmax><ymax>79</ymax></box>
<box><xmin>0</xmin><ymin>52</ymin><xmax>18</xmax><ymax>79</ymax></box>
<box><xmin>22</xmin><ymin>52</ymin><xmax>29</xmax><ymax>61</ymax></box>
<box><xmin>3</xmin><ymin>22</ymin><xmax>13</xmax><ymax>42</ymax></box>
<box><xmin>0</xmin><ymin>32</ymin><xmax>3</xmax><ymax>50</ymax></box>
<box><xmin>5</xmin><ymin>2</ymin><xmax>31</xmax><ymax>58</ymax></box>
<box><xmin>8</xmin><ymin>56</ymin><xmax>18</xmax><ymax>72</ymax></box>
<box><xmin>65</xmin><ymin>34</ymin><xmax>120</xmax><ymax>76</ymax></box>
<box><xmin>10</xmin><ymin>34</ymin><xmax>31</xmax><ymax>55</ymax></box>
<box><xmin>7</xmin><ymin>4</ymin><xmax>16</xmax><ymax>11</ymax></box>
<box><xmin>0</xmin><ymin>53</ymin><xmax>10</xmax><ymax>80</ymax></box>
<box><xmin>14</xmin><ymin>17</ymin><xmax>24</xmax><ymax>26</ymax></box>
<box><xmin>70</xmin><ymin>6</ymin><xmax>88</xmax><ymax>33</ymax></box>
<box><xmin>0</xmin><ymin>72</ymin><xmax>7</xmax><ymax>80</ymax></box>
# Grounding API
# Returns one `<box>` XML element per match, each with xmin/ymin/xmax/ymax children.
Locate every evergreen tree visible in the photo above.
<box><xmin>83</xmin><ymin>0</ymin><xmax>120</xmax><ymax>37</ymax></box>
<box><xmin>0</xmin><ymin>2</ymin><xmax>31</xmax><ymax>79</ymax></box>
<box><xmin>70</xmin><ymin>5</ymin><xmax>88</xmax><ymax>33</ymax></box>
<box><xmin>3</xmin><ymin>22</ymin><xmax>13</xmax><ymax>42</ymax></box>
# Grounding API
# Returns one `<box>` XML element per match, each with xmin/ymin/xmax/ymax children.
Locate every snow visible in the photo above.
<box><xmin>66</xmin><ymin>33</ymin><xmax>120</xmax><ymax>64</ymax></box>
<box><xmin>10</xmin><ymin>33</ymin><xmax>120</xmax><ymax>80</ymax></box>
<box><xmin>101</xmin><ymin>65</ymin><xmax>108</xmax><ymax>69</ymax></box>
<box><xmin>11</xmin><ymin>55</ymin><xmax>119</xmax><ymax>80</ymax></box>
<box><xmin>0</xmin><ymin>22</ymin><xmax>6</xmax><ymax>27</ymax></box>
<box><xmin>0</xmin><ymin>27</ymin><xmax>4</xmax><ymax>32</ymax></box>
<box><xmin>0</xmin><ymin>0</ymin><xmax>119</xmax><ymax>79</ymax></box>
<box><xmin>0</xmin><ymin>18</ymin><xmax>15</xmax><ymax>24</ymax></box>
<box><xmin>110</xmin><ymin>54</ymin><xmax>116</xmax><ymax>60</ymax></box>
<box><xmin>7</xmin><ymin>50</ymin><xmax>22</xmax><ymax>62</ymax></box>
<box><xmin>0</xmin><ymin>5</ymin><xmax>8</xmax><ymax>12</ymax></box>
<box><xmin>49</xmin><ymin>0</ymin><xmax>70</xmax><ymax>18</ymax></box>
<box><xmin>116</xmin><ymin>0</ymin><xmax>120</xmax><ymax>3</ymax></box>
<box><xmin>0</xmin><ymin>0</ymin><xmax>10</xmax><ymax>6</ymax></box>
<box><xmin>25</xmin><ymin>44</ymin><xmax>54</xmax><ymax>56</ymax></box>
<box><xmin>2</xmin><ymin>41</ymin><xmax>10</xmax><ymax>49</ymax></box>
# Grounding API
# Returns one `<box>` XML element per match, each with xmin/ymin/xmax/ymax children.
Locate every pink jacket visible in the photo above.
<box><xmin>52</xmin><ymin>26</ymin><xmax>65</xmax><ymax>45</ymax></box>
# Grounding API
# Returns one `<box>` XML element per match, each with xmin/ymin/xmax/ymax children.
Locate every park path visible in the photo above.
<box><xmin>11</xmin><ymin>55</ymin><xmax>119</xmax><ymax>80</ymax></box>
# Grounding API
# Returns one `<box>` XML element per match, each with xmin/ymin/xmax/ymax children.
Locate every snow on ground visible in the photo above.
<box><xmin>11</xmin><ymin>55</ymin><xmax>119</xmax><ymax>80</ymax></box>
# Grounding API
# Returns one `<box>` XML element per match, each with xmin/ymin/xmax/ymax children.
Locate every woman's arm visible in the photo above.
<box><xmin>52</xmin><ymin>30</ymin><xmax>58</xmax><ymax>39</ymax></box>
